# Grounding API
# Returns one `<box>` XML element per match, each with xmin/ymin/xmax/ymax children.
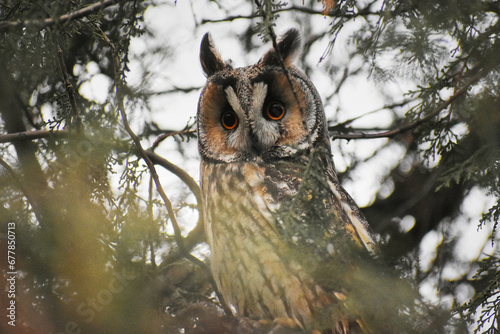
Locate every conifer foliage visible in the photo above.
<box><xmin>0</xmin><ymin>0</ymin><xmax>499</xmax><ymax>333</ymax></box>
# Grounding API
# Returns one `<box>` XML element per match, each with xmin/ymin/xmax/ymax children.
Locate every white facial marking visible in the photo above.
<box><xmin>224</xmin><ymin>86</ymin><xmax>250</xmax><ymax>152</ymax></box>
<box><xmin>225</xmin><ymin>86</ymin><xmax>242</xmax><ymax>114</ymax></box>
<box><xmin>250</xmin><ymin>82</ymin><xmax>280</xmax><ymax>151</ymax></box>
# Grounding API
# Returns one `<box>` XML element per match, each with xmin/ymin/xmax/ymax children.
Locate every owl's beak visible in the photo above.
<box><xmin>249</xmin><ymin>134</ymin><xmax>276</xmax><ymax>156</ymax></box>
<box><xmin>250</xmin><ymin>141</ymin><xmax>266</xmax><ymax>155</ymax></box>
<box><xmin>249</xmin><ymin>132</ymin><xmax>263</xmax><ymax>154</ymax></box>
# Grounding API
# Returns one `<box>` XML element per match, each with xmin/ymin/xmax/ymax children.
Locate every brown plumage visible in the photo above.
<box><xmin>197</xmin><ymin>29</ymin><xmax>376</xmax><ymax>333</ymax></box>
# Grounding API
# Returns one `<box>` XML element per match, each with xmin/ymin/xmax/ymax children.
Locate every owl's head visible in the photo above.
<box><xmin>197</xmin><ymin>29</ymin><xmax>329</xmax><ymax>163</ymax></box>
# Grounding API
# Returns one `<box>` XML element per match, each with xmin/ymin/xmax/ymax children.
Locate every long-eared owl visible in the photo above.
<box><xmin>197</xmin><ymin>29</ymin><xmax>376</xmax><ymax>332</ymax></box>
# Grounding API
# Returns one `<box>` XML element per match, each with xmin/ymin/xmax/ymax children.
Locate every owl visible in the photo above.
<box><xmin>197</xmin><ymin>29</ymin><xmax>377</xmax><ymax>333</ymax></box>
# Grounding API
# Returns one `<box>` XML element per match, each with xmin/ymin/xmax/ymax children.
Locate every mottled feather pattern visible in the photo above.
<box><xmin>201</xmin><ymin>160</ymin><xmax>318</xmax><ymax>326</ymax></box>
<box><xmin>198</xmin><ymin>29</ymin><xmax>376</xmax><ymax>332</ymax></box>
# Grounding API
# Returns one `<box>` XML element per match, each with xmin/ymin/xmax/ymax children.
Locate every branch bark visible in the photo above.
<box><xmin>0</xmin><ymin>129</ymin><xmax>67</xmax><ymax>143</ymax></box>
<box><xmin>0</xmin><ymin>0</ymin><xmax>123</xmax><ymax>32</ymax></box>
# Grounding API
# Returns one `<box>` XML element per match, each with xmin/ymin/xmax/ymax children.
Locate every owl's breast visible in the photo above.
<box><xmin>200</xmin><ymin>161</ymin><xmax>319</xmax><ymax>327</ymax></box>
<box><xmin>201</xmin><ymin>160</ymin><xmax>300</xmax><ymax>220</ymax></box>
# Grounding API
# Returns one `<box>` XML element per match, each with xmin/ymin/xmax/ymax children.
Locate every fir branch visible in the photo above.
<box><xmin>0</xmin><ymin>0</ymin><xmax>124</xmax><ymax>32</ymax></box>
<box><xmin>330</xmin><ymin>65</ymin><xmax>496</xmax><ymax>141</ymax></box>
<box><xmin>99</xmin><ymin>25</ymin><xmax>185</xmax><ymax>254</ymax></box>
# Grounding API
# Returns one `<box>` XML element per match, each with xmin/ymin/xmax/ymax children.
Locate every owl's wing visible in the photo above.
<box><xmin>256</xmin><ymin>155</ymin><xmax>377</xmax><ymax>255</ymax></box>
<box><xmin>326</xmin><ymin>170</ymin><xmax>377</xmax><ymax>253</ymax></box>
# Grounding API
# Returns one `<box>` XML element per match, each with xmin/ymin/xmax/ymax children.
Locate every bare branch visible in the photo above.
<box><xmin>0</xmin><ymin>129</ymin><xmax>67</xmax><ymax>143</ymax></box>
<box><xmin>150</xmin><ymin>128</ymin><xmax>196</xmax><ymax>150</ymax></box>
<box><xmin>143</xmin><ymin>86</ymin><xmax>202</xmax><ymax>96</ymax></box>
<box><xmin>144</xmin><ymin>149</ymin><xmax>201</xmax><ymax>206</ymax></box>
<box><xmin>0</xmin><ymin>0</ymin><xmax>123</xmax><ymax>32</ymax></box>
<box><xmin>328</xmin><ymin>98</ymin><xmax>417</xmax><ymax>132</ymax></box>
<box><xmin>201</xmin><ymin>5</ymin><xmax>383</xmax><ymax>24</ymax></box>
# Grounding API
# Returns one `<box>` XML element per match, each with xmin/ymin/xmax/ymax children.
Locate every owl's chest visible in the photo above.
<box><xmin>201</xmin><ymin>161</ymin><xmax>320</xmax><ymax>325</ymax></box>
<box><xmin>201</xmin><ymin>160</ymin><xmax>300</xmax><ymax>223</ymax></box>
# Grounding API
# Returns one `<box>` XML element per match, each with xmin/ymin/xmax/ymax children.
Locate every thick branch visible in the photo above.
<box><xmin>0</xmin><ymin>0</ymin><xmax>123</xmax><ymax>32</ymax></box>
<box><xmin>0</xmin><ymin>75</ymin><xmax>53</xmax><ymax>226</ymax></box>
<box><xmin>0</xmin><ymin>157</ymin><xmax>38</xmax><ymax>214</ymax></box>
<box><xmin>144</xmin><ymin>149</ymin><xmax>202</xmax><ymax>207</ymax></box>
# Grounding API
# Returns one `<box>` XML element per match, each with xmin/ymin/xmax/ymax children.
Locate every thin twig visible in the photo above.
<box><xmin>150</xmin><ymin>129</ymin><xmax>196</xmax><ymax>150</ymax></box>
<box><xmin>328</xmin><ymin>98</ymin><xmax>416</xmax><ymax>132</ymax></box>
<box><xmin>0</xmin><ymin>0</ymin><xmax>123</xmax><ymax>32</ymax></box>
<box><xmin>201</xmin><ymin>5</ymin><xmax>383</xmax><ymax>24</ymax></box>
<box><xmin>330</xmin><ymin>66</ymin><xmax>492</xmax><ymax>141</ymax></box>
<box><xmin>254</xmin><ymin>0</ymin><xmax>306</xmax><ymax>118</ymax></box>
<box><xmin>57</xmin><ymin>46</ymin><xmax>82</xmax><ymax>128</ymax></box>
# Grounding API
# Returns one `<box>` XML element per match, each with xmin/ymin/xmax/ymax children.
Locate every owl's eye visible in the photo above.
<box><xmin>264</xmin><ymin>102</ymin><xmax>286</xmax><ymax>120</ymax></box>
<box><xmin>221</xmin><ymin>111</ymin><xmax>238</xmax><ymax>130</ymax></box>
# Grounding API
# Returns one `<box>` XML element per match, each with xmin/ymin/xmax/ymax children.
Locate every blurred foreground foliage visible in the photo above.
<box><xmin>0</xmin><ymin>0</ymin><xmax>499</xmax><ymax>333</ymax></box>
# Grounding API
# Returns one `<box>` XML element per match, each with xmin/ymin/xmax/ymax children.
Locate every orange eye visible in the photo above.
<box><xmin>265</xmin><ymin>102</ymin><xmax>286</xmax><ymax>120</ymax></box>
<box><xmin>221</xmin><ymin>111</ymin><xmax>238</xmax><ymax>130</ymax></box>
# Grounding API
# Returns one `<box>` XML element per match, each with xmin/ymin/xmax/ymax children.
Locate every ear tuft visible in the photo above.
<box><xmin>200</xmin><ymin>33</ymin><xmax>227</xmax><ymax>77</ymax></box>
<box><xmin>260</xmin><ymin>29</ymin><xmax>303</xmax><ymax>67</ymax></box>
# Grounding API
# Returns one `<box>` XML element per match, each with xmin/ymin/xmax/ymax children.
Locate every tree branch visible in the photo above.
<box><xmin>144</xmin><ymin>149</ymin><xmax>206</xmax><ymax>262</ymax></box>
<box><xmin>0</xmin><ymin>129</ymin><xmax>67</xmax><ymax>143</ymax></box>
<box><xmin>330</xmin><ymin>66</ymin><xmax>494</xmax><ymax>141</ymax></box>
<box><xmin>328</xmin><ymin>98</ymin><xmax>416</xmax><ymax>133</ymax></box>
<box><xmin>0</xmin><ymin>0</ymin><xmax>123</xmax><ymax>32</ymax></box>
<box><xmin>150</xmin><ymin>128</ymin><xmax>196</xmax><ymax>150</ymax></box>
<box><xmin>201</xmin><ymin>5</ymin><xmax>383</xmax><ymax>24</ymax></box>
<box><xmin>144</xmin><ymin>149</ymin><xmax>202</xmax><ymax>207</ymax></box>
